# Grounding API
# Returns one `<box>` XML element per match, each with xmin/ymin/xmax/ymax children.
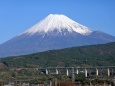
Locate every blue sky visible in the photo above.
<box><xmin>0</xmin><ymin>0</ymin><xmax>115</xmax><ymax>44</ymax></box>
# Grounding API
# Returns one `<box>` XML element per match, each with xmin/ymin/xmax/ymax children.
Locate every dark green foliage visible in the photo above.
<box><xmin>0</xmin><ymin>42</ymin><xmax>115</xmax><ymax>67</ymax></box>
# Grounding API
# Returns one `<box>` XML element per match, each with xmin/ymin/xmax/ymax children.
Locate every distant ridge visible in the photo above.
<box><xmin>0</xmin><ymin>14</ymin><xmax>115</xmax><ymax>57</ymax></box>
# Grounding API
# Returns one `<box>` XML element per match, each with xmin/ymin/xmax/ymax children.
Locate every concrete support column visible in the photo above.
<box><xmin>85</xmin><ymin>68</ymin><xmax>87</xmax><ymax>77</ymax></box>
<box><xmin>107</xmin><ymin>68</ymin><xmax>110</xmax><ymax>76</ymax></box>
<box><xmin>96</xmin><ymin>68</ymin><xmax>98</xmax><ymax>76</ymax></box>
<box><xmin>66</xmin><ymin>69</ymin><xmax>69</xmax><ymax>76</ymax></box>
<box><xmin>76</xmin><ymin>69</ymin><xmax>79</xmax><ymax>74</ymax></box>
<box><xmin>46</xmin><ymin>69</ymin><xmax>49</xmax><ymax>74</ymax></box>
<box><xmin>56</xmin><ymin>69</ymin><xmax>59</xmax><ymax>74</ymax></box>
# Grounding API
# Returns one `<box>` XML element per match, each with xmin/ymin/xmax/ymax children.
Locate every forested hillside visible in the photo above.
<box><xmin>0</xmin><ymin>42</ymin><xmax>115</xmax><ymax>68</ymax></box>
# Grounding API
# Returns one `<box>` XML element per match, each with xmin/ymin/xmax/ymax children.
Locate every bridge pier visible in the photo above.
<box><xmin>66</xmin><ymin>69</ymin><xmax>69</xmax><ymax>76</ymax></box>
<box><xmin>56</xmin><ymin>69</ymin><xmax>59</xmax><ymax>74</ymax></box>
<box><xmin>107</xmin><ymin>68</ymin><xmax>110</xmax><ymax>76</ymax></box>
<box><xmin>76</xmin><ymin>69</ymin><xmax>79</xmax><ymax>74</ymax></box>
<box><xmin>46</xmin><ymin>69</ymin><xmax>49</xmax><ymax>74</ymax></box>
<box><xmin>85</xmin><ymin>68</ymin><xmax>87</xmax><ymax>77</ymax></box>
<box><xmin>96</xmin><ymin>68</ymin><xmax>99</xmax><ymax>76</ymax></box>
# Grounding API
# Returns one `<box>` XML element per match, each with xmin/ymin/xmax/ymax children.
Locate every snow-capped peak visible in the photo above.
<box><xmin>23</xmin><ymin>14</ymin><xmax>93</xmax><ymax>35</ymax></box>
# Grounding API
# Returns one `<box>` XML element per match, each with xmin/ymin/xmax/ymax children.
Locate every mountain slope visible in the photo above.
<box><xmin>0</xmin><ymin>42</ymin><xmax>115</xmax><ymax>67</ymax></box>
<box><xmin>0</xmin><ymin>14</ymin><xmax>115</xmax><ymax>57</ymax></box>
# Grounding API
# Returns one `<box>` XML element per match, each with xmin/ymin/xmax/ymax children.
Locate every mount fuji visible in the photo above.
<box><xmin>0</xmin><ymin>14</ymin><xmax>115</xmax><ymax>57</ymax></box>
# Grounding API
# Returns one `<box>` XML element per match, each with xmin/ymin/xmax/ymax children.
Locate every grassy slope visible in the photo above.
<box><xmin>0</xmin><ymin>42</ymin><xmax>115</xmax><ymax>68</ymax></box>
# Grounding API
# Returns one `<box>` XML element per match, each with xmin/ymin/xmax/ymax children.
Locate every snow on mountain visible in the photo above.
<box><xmin>23</xmin><ymin>14</ymin><xmax>93</xmax><ymax>35</ymax></box>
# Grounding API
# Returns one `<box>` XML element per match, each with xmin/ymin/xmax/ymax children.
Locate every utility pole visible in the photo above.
<box><xmin>71</xmin><ymin>67</ymin><xmax>75</xmax><ymax>82</ymax></box>
<box><xmin>55</xmin><ymin>78</ymin><xmax>57</xmax><ymax>86</ymax></box>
